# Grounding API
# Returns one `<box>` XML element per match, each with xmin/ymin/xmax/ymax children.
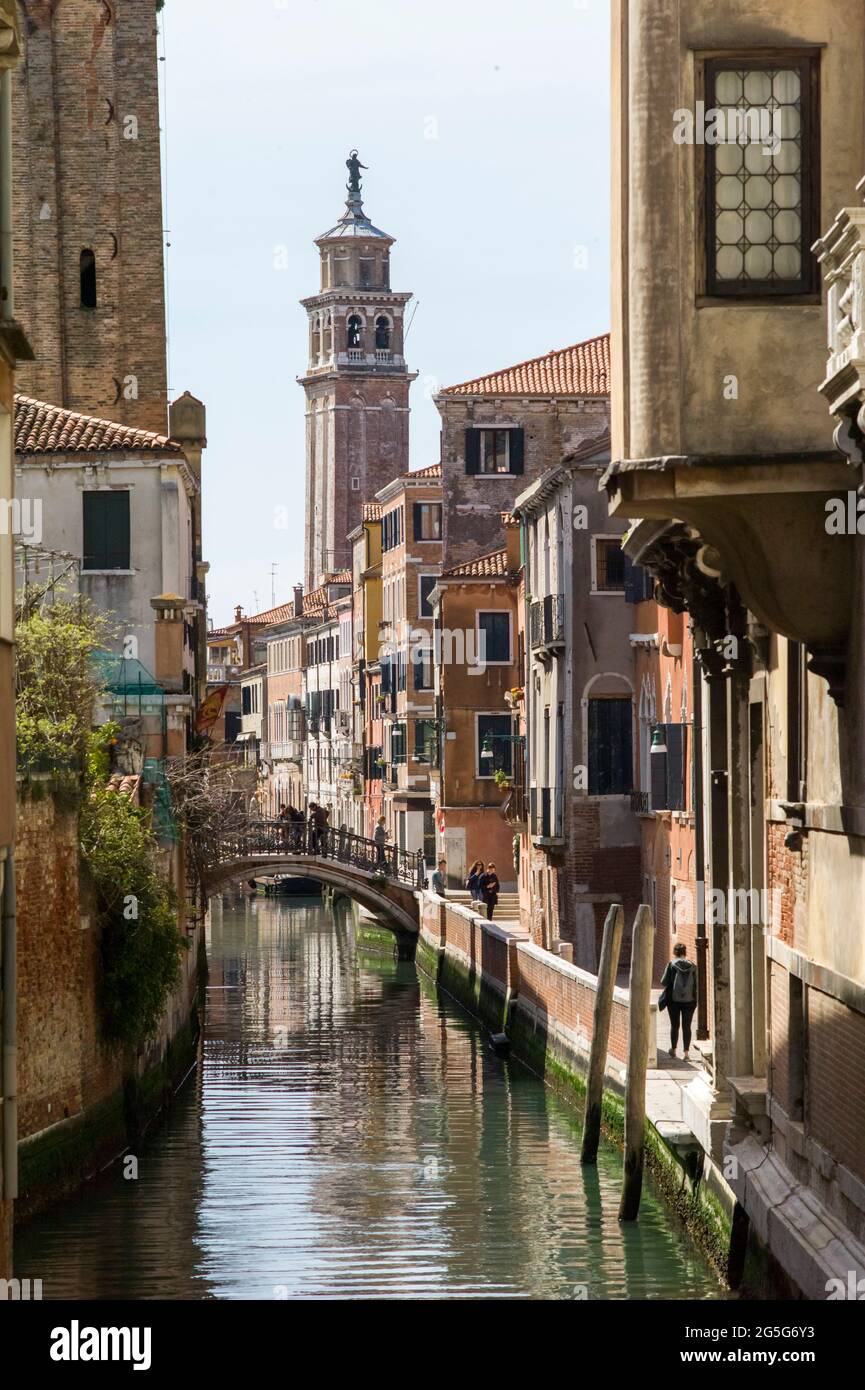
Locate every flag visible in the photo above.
<box><xmin>195</xmin><ymin>684</ymin><xmax>229</xmax><ymax>735</ymax></box>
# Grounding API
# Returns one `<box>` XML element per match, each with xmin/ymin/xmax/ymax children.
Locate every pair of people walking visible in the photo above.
<box><xmin>660</xmin><ymin>942</ymin><xmax>698</xmax><ymax>1060</ymax></box>
<box><xmin>466</xmin><ymin>859</ymin><xmax>500</xmax><ymax>921</ymax></box>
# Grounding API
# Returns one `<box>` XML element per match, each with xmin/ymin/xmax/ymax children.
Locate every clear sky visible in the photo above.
<box><xmin>160</xmin><ymin>0</ymin><xmax>611</xmax><ymax>627</ymax></box>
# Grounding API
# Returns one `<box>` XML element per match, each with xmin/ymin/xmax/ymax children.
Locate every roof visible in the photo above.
<box><xmin>404</xmin><ymin>462</ymin><xmax>442</xmax><ymax>479</ymax></box>
<box><xmin>15</xmin><ymin>395</ymin><xmax>180</xmax><ymax>456</ymax></box>
<box><xmin>362</xmin><ymin>501</ymin><xmax>382</xmax><ymax>521</ymax></box>
<box><xmin>316</xmin><ymin>190</ymin><xmax>393</xmax><ymax>243</ymax></box>
<box><xmin>104</xmin><ymin>773</ymin><xmax>142</xmax><ymax>803</ymax></box>
<box><xmin>441</xmin><ymin>547</ymin><xmax>508</xmax><ymax>580</ymax></box>
<box><xmin>562</xmin><ymin>430</ymin><xmax>612</xmax><ymax>465</ymax></box>
<box><xmin>439</xmin><ymin>333</ymin><xmax>610</xmax><ymax>398</ymax></box>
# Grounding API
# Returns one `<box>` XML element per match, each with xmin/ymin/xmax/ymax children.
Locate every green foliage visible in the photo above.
<box><xmin>493</xmin><ymin>767</ymin><xmax>511</xmax><ymax>789</ymax></box>
<box><xmin>16</xmin><ymin>598</ymin><xmax>185</xmax><ymax>1051</ymax></box>
<box><xmin>15</xmin><ymin>598</ymin><xmax>112</xmax><ymax>778</ymax></box>
<box><xmin>80</xmin><ymin>790</ymin><xmax>186</xmax><ymax>1048</ymax></box>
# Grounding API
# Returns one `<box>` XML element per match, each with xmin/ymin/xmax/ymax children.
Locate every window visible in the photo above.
<box><xmin>412</xmin><ymin>502</ymin><xmax>441</xmax><ymax>541</ymax></box>
<box><xmin>241</xmin><ymin>686</ymin><xmax>252</xmax><ymax>715</ymax></box>
<box><xmin>465</xmin><ymin>427</ymin><xmax>524</xmax><ymax>476</ymax></box>
<box><xmin>351</xmin><ymin>476</ymin><xmax>360</xmax><ymax>491</ymax></box>
<box><xmin>593</xmin><ymin>538</ymin><xmax>626</xmax><ymax>592</ymax></box>
<box><xmin>347</xmin><ymin>314</ymin><xmax>363</xmax><ymax>349</ymax></box>
<box><xmin>703</xmin><ymin>54</ymin><xmax>819</xmax><ymax>298</ymax></box>
<box><xmin>587</xmin><ymin>697</ymin><xmax>633</xmax><ymax>795</ymax></box>
<box><xmin>391</xmin><ymin>723</ymin><xmax>407</xmax><ymax>765</ymax></box>
<box><xmin>80</xmin><ymin>249</ymin><xmax>97</xmax><ymax>308</ymax></box>
<box><xmin>649</xmin><ymin>723</ymin><xmax>687</xmax><ymax>812</ymax></box>
<box><xmin>82</xmin><ymin>490</ymin><xmax>130</xmax><ymax>570</ymax></box>
<box><xmin>375</xmin><ymin>315</ymin><xmax>391</xmax><ymax>349</ymax></box>
<box><xmin>477</xmin><ymin>714</ymin><xmax>513</xmax><ymax>777</ymax></box>
<box><xmin>413</xmin><ymin>719</ymin><xmax>436</xmax><ymax>761</ymax></box>
<box><xmin>477</xmin><ymin>610</ymin><xmax>511</xmax><ymax>664</ymax></box>
<box><xmin>412</xmin><ymin>648</ymin><xmax>434</xmax><ymax>690</ymax></box>
<box><xmin>624</xmin><ymin>557</ymin><xmax>655</xmax><ymax>603</ymax></box>
<box><xmin>418</xmin><ymin>574</ymin><xmax>437</xmax><ymax>618</ymax></box>
<box><xmin>381</xmin><ymin>507</ymin><xmax>403</xmax><ymax>552</ymax></box>
<box><xmin>359</xmin><ymin>258</ymin><xmax>374</xmax><ymax>287</ymax></box>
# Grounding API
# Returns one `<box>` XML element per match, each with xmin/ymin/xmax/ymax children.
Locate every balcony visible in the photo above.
<box><xmin>529</xmin><ymin>786</ymin><xmax>564</xmax><ymax>843</ymax></box>
<box><xmin>503</xmin><ymin>745</ymin><xmax>528</xmax><ymax>828</ymax></box>
<box><xmin>631</xmin><ymin>789</ymin><xmax>650</xmax><ymax>815</ymax></box>
<box><xmin>529</xmin><ymin>594</ymin><xmax>565</xmax><ymax>652</ymax></box>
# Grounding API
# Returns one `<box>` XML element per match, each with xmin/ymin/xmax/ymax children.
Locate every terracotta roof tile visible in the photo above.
<box><xmin>439</xmin><ymin>333</ymin><xmax>609</xmax><ymax>398</ymax></box>
<box><xmin>362</xmin><ymin>502</ymin><xmax>382</xmax><ymax>521</ymax></box>
<box><xmin>403</xmin><ymin>462</ymin><xmax>442</xmax><ymax>479</ymax></box>
<box><xmin>15</xmin><ymin>394</ymin><xmax>180</xmax><ymax>456</ymax></box>
<box><xmin>441</xmin><ymin>547</ymin><xmax>508</xmax><ymax>580</ymax></box>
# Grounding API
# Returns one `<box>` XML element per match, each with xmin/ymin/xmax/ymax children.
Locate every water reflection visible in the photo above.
<box><xmin>15</xmin><ymin>894</ymin><xmax>722</xmax><ymax>1301</ymax></box>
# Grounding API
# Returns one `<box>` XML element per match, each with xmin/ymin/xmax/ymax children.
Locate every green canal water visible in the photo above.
<box><xmin>15</xmin><ymin>894</ymin><xmax>724</xmax><ymax>1300</ymax></box>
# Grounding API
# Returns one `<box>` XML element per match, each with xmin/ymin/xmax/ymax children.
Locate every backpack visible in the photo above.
<box><xmin>672</xmin><ymin>963</ymin><xmax>696</xmax><ymax>1004</ymax></box>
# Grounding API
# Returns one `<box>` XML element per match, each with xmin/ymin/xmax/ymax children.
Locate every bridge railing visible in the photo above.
<box><xmin>210</xmin><ymin>818</ymin><xmax>426</xmax><ymax>889</ymax></box>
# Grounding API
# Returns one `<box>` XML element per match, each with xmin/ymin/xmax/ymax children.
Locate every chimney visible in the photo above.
<box><xmin>293</xmin><ymin>584</ymin><xmax>304</xmax><ymax>617</ymax></box>
<box><xmin>234</xmin><ymin>604</ymin><xmax>243</xmax><ymax>623</ymax></box>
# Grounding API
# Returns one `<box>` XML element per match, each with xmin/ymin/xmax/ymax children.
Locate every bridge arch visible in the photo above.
<box><xmin>202</xmin><ymin>822</ymin><xmax>424</xmax><ymax>940</ymax></box>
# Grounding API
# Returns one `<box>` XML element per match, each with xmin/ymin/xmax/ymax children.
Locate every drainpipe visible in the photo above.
<box><xmin>693</xmin><ymin>653</ymin><xmax>709</xmax><ymax>1040</ymax></box>
<box><xmin>1</xmin><ymin>849</ymin><xmax>17</xmax><ymax>1202</ymax></box>
<box><xmin>0</xmin><ymin>68</ymin><xmax>13</xmax><ymax>321</ymax></box>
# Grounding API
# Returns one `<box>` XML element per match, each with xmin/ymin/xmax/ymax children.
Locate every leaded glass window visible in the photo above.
<box><xmin>704</xmin><ymin>55</ymin><xmax>819</xmax><ymax>297</ymax></box>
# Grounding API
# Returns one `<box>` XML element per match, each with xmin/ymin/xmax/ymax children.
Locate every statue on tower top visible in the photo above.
<box><xmin>346</xmin><ymin>150</ymin><xmax>367</xmax><ymax>194</ymax></box>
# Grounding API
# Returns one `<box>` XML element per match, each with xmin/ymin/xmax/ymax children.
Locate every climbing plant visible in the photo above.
<box><xmin>80</xmin><ymin>788</ymin><xmax>185</xmax><ymax>1048</ymax></box>
<box><xmin>15</xmin><ymin>597</ymin><xmax>186</xmax><ymax>1050</ymax></box>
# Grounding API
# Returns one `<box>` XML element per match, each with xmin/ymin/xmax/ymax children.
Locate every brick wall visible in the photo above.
<box><xmin>769</xmin><ymin>958</ymin><xmax>791</xmax><ymax>1116</ymax></box>
<box><xmin>422</xmin><ymin>892</ymin><xmax>655</xmax><ymax>1069</ymax></box>
<box><xmin>15</xmin><ymin>792</ymin><xmax>201</xmax><ymax>1171</ymax></box>
<box><xmin>13</xmin><ymin>0</ymin><xmax>169</xmax><ymax>433</ymax></box>
<box><xmin>807</xmin><ymin>987</ymin><xmax>865</xmax><ymax>1184</ymax></box>
<box><xmin>767</xmin><ymin>820</ymin><xmax>809</xmax><ymax>949</ymax></box>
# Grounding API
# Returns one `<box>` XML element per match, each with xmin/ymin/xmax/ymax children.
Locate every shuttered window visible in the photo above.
<box><xmin>465</xmin><ymin>427</ymin><xmax>525</xmax><ymax>475</ymax></box>
<box><xmin>588</xmin><ymin>697</ymin><xmax>633</xmax><ymax>795</ymax></box>
<box><xmin>82</xmin><ymin>490</ymin><xmax>130</xmax><ymax>570</ymax></box>
<box><xmin>649</xmin><ymin>723</ymin><xmax>688</xmax><ymax>811</ymax></box>
<box><xmin>412</xmin><ymin>503</ymin><xmax>442</xmax><ymax>541</ymax></box>
<box><xmin>477</xmin><ymin>610</ymin><xmax>511</xmax><ymax>663</ymax></box>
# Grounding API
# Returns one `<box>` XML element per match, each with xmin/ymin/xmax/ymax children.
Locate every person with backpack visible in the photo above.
<box><xmin>660</xmin><ymin>941</ymin><xmax>698</xmax><ymax>1059</ymax></box>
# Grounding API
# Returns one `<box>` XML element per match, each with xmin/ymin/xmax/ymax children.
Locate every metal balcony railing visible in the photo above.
<box><xmin>529</xmin><ymin>594</ymin><xmax>565</xmax><ymax>651</ymax></box>
<box><xmin>631</xmin><ymin>789</ymin><xmax>650</xmax><ymax>814</ymax></box>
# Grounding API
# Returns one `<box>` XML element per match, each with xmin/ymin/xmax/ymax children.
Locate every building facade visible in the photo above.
<box><xmin>12</xmin><ymin>0</ymin><xmax>169</xmax><ymax>435</ymax></box>
<box><xmin>431</xmin><ymin>526</ymin><xmax>522</xmax><ymax>891</ymax></box>
<box><xmin>377</xmin><ymin>464</ymin><xmax>442</xmax><ymax>863</ymax></box>
<box><xmin>605</xmin><ymin>0</ymin><xmax>865</xmax><ymax>1295</ymax></box>
<box><xmin>0</xmin><ymin>0</ymin><xmax>28</xmax><ymax>1284</ymax></box>
<box><xmin>514</xmin><ymin>434</ymin><xmax>643</xmax><ymax>967</ymax></box>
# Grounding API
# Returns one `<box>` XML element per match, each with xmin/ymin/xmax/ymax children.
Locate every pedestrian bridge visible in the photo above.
<box><xmin>203</xmin><ymin>820</ymin><xmax>425</xmax><ymax>938</ymax></box>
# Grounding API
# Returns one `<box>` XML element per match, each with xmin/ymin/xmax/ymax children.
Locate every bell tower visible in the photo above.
<box><xmin>300</xmin><ymin>153</ymin><xmax>416</xmax><ymax>591</ymax></box>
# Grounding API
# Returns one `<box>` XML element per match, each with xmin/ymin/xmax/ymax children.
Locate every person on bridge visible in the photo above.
<box><xmin>373</xmin><ymin>816</ymin><xmax>388</xmax><ymax>871</ymax></box>
<box><xmin>311</xmin><ymin>803</ymin><xmax>330</xmax><ymax>855</ymax></box>
<box><xmin>430</xmin><ymin>858</ymin><xmax>447</xmax><ymax>897</ymax></box>
<box><xmin>478</xmin><ymin>863</ymin><xmax>500</xmax><ymax>921</ymax></box>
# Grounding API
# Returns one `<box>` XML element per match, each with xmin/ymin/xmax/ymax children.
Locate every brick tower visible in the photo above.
<box><xmin>11</xmin><ymin>0</ymin><xmax>168</xmax><ymax>434</ymax></box>
<box><xmin>300</xmin><ymin>152</ymin><xmax>416</xmax><ymax>590</ymax></box>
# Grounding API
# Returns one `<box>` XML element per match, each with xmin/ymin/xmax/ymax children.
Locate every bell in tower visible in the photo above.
<box><xmin>299</xmin><ymin>154</ymin><xmax>417</xmax><ymax>591</ymax></box>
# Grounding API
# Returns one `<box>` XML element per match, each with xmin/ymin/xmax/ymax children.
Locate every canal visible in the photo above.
<box><xmin>15</xmin><ymin>894</ymin><xmax>723</xmax><ymax>1300</ymax></box>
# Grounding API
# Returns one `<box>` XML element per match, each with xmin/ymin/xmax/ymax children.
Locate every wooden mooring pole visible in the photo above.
<box><xmin>618</xmin><ymin>904</ymin><xmax>655</xmax><ymax>1223</ymax></box>
<box><xmin>580</xmin><ymin>903</ymin><xmax>624</xmax><ymax>1165</ymax></box>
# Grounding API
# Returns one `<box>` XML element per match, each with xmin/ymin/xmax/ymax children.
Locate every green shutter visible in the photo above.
<box><xmin>509</xmin><ymin>428</ymin><xmax>525</xmax><ymax>474</ymax></box>
<box><xmin>465</xmin><ymin>429</ymin><xmax>480</xmax><ymax>474</ymax></box>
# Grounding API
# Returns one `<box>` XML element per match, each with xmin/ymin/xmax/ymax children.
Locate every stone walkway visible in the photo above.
<box><xmin>647</xmin><ymin>994</ymin><xmax>712</xmax><ymax>1139</ymax></box>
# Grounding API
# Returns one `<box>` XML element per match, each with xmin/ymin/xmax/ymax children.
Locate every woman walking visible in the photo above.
<box><xmin>466</xmin><ymin>859</ymin><xmax>484</xmax><ymax>902</ymax></box>
<box><xmin>660</xmin><ymin>942</ymin><xmax>698</xmax><ymax>1060</ymax></box>
<box><xmin>478</xmin><ymin>862</ymin><xmax>500</xmax><ymax>922</ymax></box>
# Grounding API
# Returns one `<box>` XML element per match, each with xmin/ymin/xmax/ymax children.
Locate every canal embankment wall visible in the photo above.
<box><xmin>14</xmin><ymin>794</ymin><xmax>205</xmax><ymax>1222</ymax></box>
<box><xmin>415</xmin><ymin>890</ymin><xmax>737</xmax><ymax>1283</ymax></box>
